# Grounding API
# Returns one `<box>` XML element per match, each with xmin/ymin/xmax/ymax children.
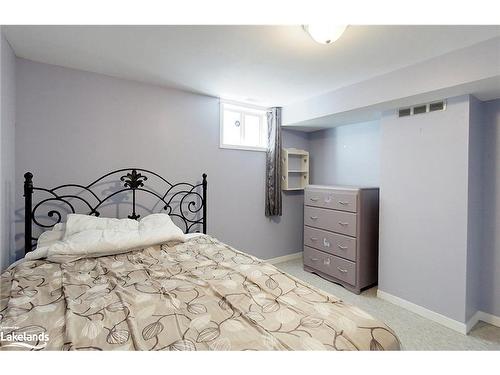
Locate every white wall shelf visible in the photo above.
<box><xmin>282</xmin><ymin>148</ymin><xmax>309</xmax><ymax>191</ymax></box>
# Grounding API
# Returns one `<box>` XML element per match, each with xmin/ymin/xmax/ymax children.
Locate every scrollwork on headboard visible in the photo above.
<box><xmin>23</xmin><ymin>168</ymin><xmax>207</xmax><ymax>254</ymax></box>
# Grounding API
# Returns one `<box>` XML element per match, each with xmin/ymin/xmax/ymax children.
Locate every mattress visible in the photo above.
<box><xmin>0</xmin><ymin>235</ymin><xmax>400</xmax><ymax>350</ymax></box>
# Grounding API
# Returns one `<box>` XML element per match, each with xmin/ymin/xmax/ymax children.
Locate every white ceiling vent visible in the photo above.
<box><xmin>398</xmin><ymin>100</ymin><xmax>446</xmax><ymax>118</ymax></box>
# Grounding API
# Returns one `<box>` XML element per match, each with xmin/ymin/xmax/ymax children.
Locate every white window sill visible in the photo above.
<box><xmin>219</xmin><ymin>144</ymin><xmax>267</xmax><ymax>152</ymax></box>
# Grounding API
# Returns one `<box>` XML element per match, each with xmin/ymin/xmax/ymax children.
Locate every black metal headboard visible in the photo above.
<box><xmin>23</xmin><ymin>168</ymin><xmax>207</xmax><ymax>254</ymax></box>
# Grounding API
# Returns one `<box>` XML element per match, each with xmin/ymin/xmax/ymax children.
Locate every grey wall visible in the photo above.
<box><xmin>481</xmin><ymin>99</ymin><xmax>500</xmax><ymax>317</ymax></box>
<box><xmin>14</xmin><ymin>58</ymin><xmax>307</xmax><ymax>263</ymax></box>
<box><xmin>308</xmin><ymin>121</ymin><xmax>380</xmax><ymax>186</ymax></box>
<box><xmin>11</xmin><ymin>56</ymin><xmax>500</xmax><ymax>323</ymax></box>
<box><xmin>379</xmin><ymin>94</ymin><xmax>499</xmax><ymax>322</ymax></box>
<box><xmin>466</xmin><ymin>96</ymin><xmax>484</xmax><ymax>320</ymax></box>
<box><xmin>0</xmin><ymin>30</ymin><xmax>16</xmax><ymax>271</ymax></box>
<box><xmin>310</xmin><ymin>97</ymin><xmax>500</xmax><ymax>322</ymax></box>
<box><xmin>379</xmin><ymin>95</ymin><xmax>471</xmax><ymax>322</ymax></box>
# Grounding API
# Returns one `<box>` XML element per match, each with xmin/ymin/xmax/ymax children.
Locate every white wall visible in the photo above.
<box><xmin>379</xmin><ymin>95</ymin><xmax>471</xmax><ymax>323</ymax></box>
<box><xmin>14</xmin><ymin>59</ymin><xmax>307</xmax><ymax>263</ymax></box>
<box><xmin>0</xmin><ymin>30</ymin><xmax>16</xmax><ymax>271</ymax></box>
<box><xmin>308</xmin><ymin>121</ymin><xmax>380</xmax><ymax>186</ymax></box>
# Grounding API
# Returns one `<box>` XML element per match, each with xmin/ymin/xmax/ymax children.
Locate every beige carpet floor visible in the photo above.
<box><xmin>275</xmin><ymin>258</ymin><xmax>500</xmax><ymax>350</ymax></box>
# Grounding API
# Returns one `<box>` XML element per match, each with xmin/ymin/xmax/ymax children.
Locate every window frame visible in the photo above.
<box><xmin>219</xmin><ymin>101</ymin><xmax>268</xmax><ymax>152</ymax></box>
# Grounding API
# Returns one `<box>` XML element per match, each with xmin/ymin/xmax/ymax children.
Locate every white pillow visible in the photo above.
<box><xmin>27</xmin><ymin>224</ymin><xmax>66</xmax><ymax>260</ymax></box>
<box><xmin>37</xmin><ymin>223</ymin><xmax>65</xmax><ymax>247</ymax></box>
<box><xmin>26</xmin><ymin>213</ymin><xmax>186</xmax><ymax>261</ymax></box>
<box><xmin>63</xmin><ymin>214</ymin><xmax>137</xmax><ymax>238</ymax></box>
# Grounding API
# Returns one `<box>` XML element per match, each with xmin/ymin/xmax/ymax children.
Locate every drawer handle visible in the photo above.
<box><xmin>337</xmin><ymin>244</ymin><xmax>348</xmax><ymax>250</ymax></box>
<box><xmin>323</xmin><ymin>238</ymin><xmax>330</xmax><ymax>247</ymax></box>
<box><xmin>309</xmin><ymin>257</ymin><xmax>319</xmax><ymax>262</ymax></box>
<box><xmin>323</xmin><ymin>258</ymin><xmax>331</xmax><ymax>265</ymax></box>
<box><xmin>338</xmin><ymin>221</ymin><xmax>349</xmax><ymax>226</ymax></box>
<box><xmin>310</xmin><ymin>197</ymin><xmax>319</xmax><ymax>202</ymax></box>
<box><xmin>310</xmin><ymin>237</ymin><xmax>318</xmax><ymax>241</ymax></box>
<box><xmin>337</xmin><ymin>267</ymin><xmax>348</xmax><ymax>273</ymax></box>
<box><xmin>310</xmin><ymin>216</ymin><xmax>319</xmax><ymax>220</ymax></box>
<box><xmin>338</xmin><ymin>201</ymin><xmax>349</xmax><ymax>205</ymax></box>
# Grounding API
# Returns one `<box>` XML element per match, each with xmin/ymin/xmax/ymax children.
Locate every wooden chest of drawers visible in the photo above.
<box><xmin>303</xmin><ymin>185</ymin><xmax>379</xmax><ymax>294</ymax></box>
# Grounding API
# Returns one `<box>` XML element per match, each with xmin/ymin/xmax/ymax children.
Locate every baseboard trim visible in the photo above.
<box><xmin>466</xmin><ymin>311</ymin><xmax>482</xmax><ymax>333</ymax></box>
<box><xmin>377</xmin><ymin>289</ymin><xmax>468</xmax><ymax>334</ymax></box>
<box><xmin>266</xmin><ymin>251</ymin><xmax>302</xmax><ymax>265</ymax></box>
<box><xmin>479</xmin><ymin>311</ymin><xmax>500</xmax><ymax>327</ymax></box>
<box><xmin>378</xmin><ymin>290</ymin><xmax>500</xmax><ymax>334</ymax></box>
<box><xmin>467</xmin><ymin>311</ymin><xmax>500</xmax><ymax>332</ymax></box>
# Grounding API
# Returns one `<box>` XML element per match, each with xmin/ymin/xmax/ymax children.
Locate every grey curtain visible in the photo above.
<box><xmin>265</xmin><ymin>107</ymin><xmax>282</xmax><ymax>217</ymax></box>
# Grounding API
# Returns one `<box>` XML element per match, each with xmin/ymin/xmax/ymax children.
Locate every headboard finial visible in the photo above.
<box><xmin>24</xmin><ymin>171</ymin><xmax>33</xmax><ymax>184</ymax></box>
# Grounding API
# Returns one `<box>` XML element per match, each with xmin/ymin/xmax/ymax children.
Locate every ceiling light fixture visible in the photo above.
<box><xmin>303</xmin><ymin>25</ymin><xmax>347</xmax><ymax>45</ymax></box>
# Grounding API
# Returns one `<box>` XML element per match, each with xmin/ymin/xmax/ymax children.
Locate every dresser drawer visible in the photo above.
<box><xmin>304</xmin><ymin>227</ymin><xmax>357</xmax><ymax>261</ymax></box>
<box><xmin>303</xmin><ymin>247</ymin><xmax>356</xmax><ymax>286</ymax></box>
<box><xmin>304</xmin><ymin>206</ymin><xmax>357</xmax><ymax>237</ymax></box>
<box><xmin>303</xmin><ymin>246</ymin><xmax>331</xmax><ymax>274</ymax></box>
<box><xmin>305</xmin><ymin>189</ymin><xmax>357</xmax><ymax>213</ymax></box>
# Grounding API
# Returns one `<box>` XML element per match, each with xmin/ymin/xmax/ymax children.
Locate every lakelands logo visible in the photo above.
<box><xmin>0</xmin><ymin>327</ymin><xmax>49</xmax><ymax>350</ymax></box>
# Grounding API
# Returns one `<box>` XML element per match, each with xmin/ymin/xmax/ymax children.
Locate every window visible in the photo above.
<box><xmin>220</xmin><ymin>102</ymin><xmax>268</xmax><ymax>151</ymax></box>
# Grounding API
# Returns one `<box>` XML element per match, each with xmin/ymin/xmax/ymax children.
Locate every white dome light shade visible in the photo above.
<box><xmin>304</xmin><ymin>25</ymin><xmax>347</xmax><ymax>45</ymax></box>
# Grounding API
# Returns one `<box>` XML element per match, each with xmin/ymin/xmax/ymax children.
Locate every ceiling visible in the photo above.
<box><xmin>4</xmin><ymin>25</ymin><xmax>500</xmax><ymax>106</ymax></box>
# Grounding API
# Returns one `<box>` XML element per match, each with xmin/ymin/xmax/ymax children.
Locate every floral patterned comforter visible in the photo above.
<box><xmin>0</xmin><ymin>235</ymin><xmax>400</xmax><ymax>350</ymax></box>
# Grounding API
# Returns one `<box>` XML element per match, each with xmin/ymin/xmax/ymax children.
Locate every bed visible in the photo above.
<box><xmin>0</xmin><ymin>168</ymin><xmax>400</xmax><ymax>350</ymax></box>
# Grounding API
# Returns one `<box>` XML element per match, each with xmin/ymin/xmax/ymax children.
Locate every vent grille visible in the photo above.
<box><xmin>413</xmin><ymin>105</ymin><xmax>427</xmax><ymax>115</ymax></box>
<box><xmin>398</xmin><ymin>108</ymin><xmax>411</xmax><ymax>117</ymax></box>
<box><xmin>398</xmin><ymin>100</ymin><xmax>446</xmax><ymax>118</ymax></box>
<box><xmin>429</xmin><ymin>101</ymin><xmax>445</xmax><ymax>112</ymax></box>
